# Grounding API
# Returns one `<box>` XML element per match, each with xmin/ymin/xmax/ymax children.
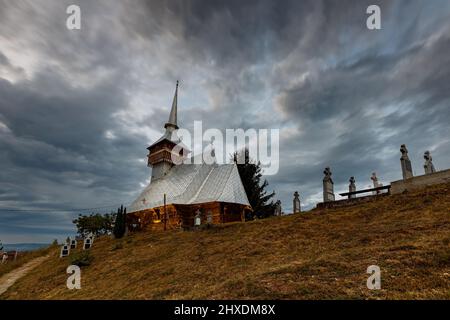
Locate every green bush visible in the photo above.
<box><xmin>73</xmin><ymin>212</ymin><xmax>114</xmax><ymax>237</ymax></box>
<box><xmin>70</xmin><ymin>251</ymin><xmax>93</xmax><ymax>267</ymax></box>
<box><xmin>113</xmin><ymin>205</ymin><xmax>127</xmax><ymax>239</ymax></box>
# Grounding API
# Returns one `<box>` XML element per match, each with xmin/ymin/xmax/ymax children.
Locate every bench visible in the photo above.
<box><xmin>339</xmin><ymin>185</ymin><xmax>391</xmax><ymax>198</ymax></box>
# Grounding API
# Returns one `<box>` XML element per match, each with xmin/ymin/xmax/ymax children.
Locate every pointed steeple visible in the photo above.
<box><xmin>164</xmin><ymin>81</ymin><xmax>179</xmax><ymax>130</ymax></box>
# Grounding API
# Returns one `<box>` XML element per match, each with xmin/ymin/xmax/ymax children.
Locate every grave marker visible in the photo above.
<box><xmin>423</xmin><ymin>151</ymin><xmax>436</xmax><ymax>174</ymax></box>
<box><xmin>371</xmin><ymin>172</ymin><xmax>382</xmax><ymax>194</ymax></box>
<box><xmin>60</xmin><ymin>244</ymin><xmax>70</xmax><ymax>258</ymax></box>
<box><xmin>400</xmin><ymin>144</ymin><xmax>413</xmax><ymax>179</ymax></box>
<box><xmin>349</xmin><ymin>177</ymin><xmax>356</xmax><ymax>199</ymax></box>
<box><xmin>87</xmin><ymin>233</ymin><xmax>95</xmax><ymax>244</ymax></box>
<box><xmin>293</xmin><ymin>192</ymin><xmax>301</xmax><ymax>213</ymax></box>
<box><xmin>83</xmin><ymin>237</ymin><xmax>92</xmax><ymax>250</ymax></box>
<box><xmin>274</xmin><ymin>200</ymin><xmax>282</xmax><ymax>216</ymax></box>
<box><xmin>323</xmin><ymin>167</ymin><xmax>335</xmax><ymax>202</ymax></box>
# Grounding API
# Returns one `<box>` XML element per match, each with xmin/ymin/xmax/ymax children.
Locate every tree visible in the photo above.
<box><xmin>233</xmin><ymin>148</ymin><xmax>276</xmax><ymax>219</ymax></box>
<box><xmin>113</xmin><ymin>205</ymin><xmax>127</xmax><ymax>239</ymax></box>
<box><xmin>72</xmin><ymin>213</ymin><xmax>114</xmax><ymax>237</ymax></box>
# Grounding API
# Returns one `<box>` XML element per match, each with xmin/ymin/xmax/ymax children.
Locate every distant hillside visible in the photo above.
<box><xmin>2</xmin><ymin>183</ymin><xmax>450</xmax><ymax>299</ymax></box>
<box><xmin>2</xmin><ymin>243</ymin><xmax>50</xmax><ymax>252</ymax></box>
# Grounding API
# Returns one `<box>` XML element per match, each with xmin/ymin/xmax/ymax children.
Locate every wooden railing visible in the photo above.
<box><xmin>339</xmin><ymin>185</ymin><xmax>391</xmax><ymax>198</ymax></box>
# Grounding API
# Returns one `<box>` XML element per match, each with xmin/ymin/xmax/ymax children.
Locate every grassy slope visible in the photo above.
<box><xmin>0</xmin><ymin>246</ymin><xmax>53</xmax><ymax>278</ymax></box>
<box><xmin>2</xmin><ymin>183</ymin><xmax>450</xmax><ymax>300</ymax></box>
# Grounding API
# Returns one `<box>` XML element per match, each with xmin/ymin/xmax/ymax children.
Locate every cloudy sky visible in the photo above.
<box><xmin>1</xmin><ymin>0</ymin><xmax>450</xmax><ymax>244</ymax></box>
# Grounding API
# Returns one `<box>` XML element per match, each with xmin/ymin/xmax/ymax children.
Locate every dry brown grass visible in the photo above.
<box><xmin>0</xmin><ymin>245</ymin><xmax>54</xmax><ymax>278</ymax></box>
<box><xmin>2</xmin><ymin>183</ymin><xmax>450</xmax><ymax>300</ymax></box>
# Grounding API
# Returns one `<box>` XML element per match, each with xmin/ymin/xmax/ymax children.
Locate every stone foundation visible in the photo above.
<box><xmin>390</xmin><ymin>169</ymin><xmax>450</xmax><ymax>194</ymax></box>
<box><xmin>316</xmin><ymin>193</ymin><xmax>389</xmax><ymax>209</ymax></box>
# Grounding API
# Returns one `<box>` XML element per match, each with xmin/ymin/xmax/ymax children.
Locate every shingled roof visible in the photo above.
<box><xmin>128</xmin><ymin>162</ymin><xmax>250</xmax><ymax>212</ymax></box>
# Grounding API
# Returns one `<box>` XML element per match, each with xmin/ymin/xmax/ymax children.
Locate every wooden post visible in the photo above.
<box><xmin>164</xmin><ymin>193</ymin><xmax>167</xmax><ymax>231</ymax></box>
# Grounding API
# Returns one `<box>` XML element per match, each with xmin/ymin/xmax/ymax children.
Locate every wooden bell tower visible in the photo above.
<box><xmin>147</xmin><ymin>81</ymin><xmax>189</xmax><ymax>180</ymax></box>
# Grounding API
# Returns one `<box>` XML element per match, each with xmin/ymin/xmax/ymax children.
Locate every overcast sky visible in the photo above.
<box><xmin>1</xmin><ymin>0</ymin><xmax>450</xmax><ymax>244</ymax></box>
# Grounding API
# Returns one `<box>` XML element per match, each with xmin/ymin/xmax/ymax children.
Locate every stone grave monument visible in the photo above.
<box><xmin>400</xmin><ymin>144</ymin><xmax>413</xmax><ymax>180</ymax></box>
<box><xmin>83</xmin><ymin>237</ymin><xmax>92</xmax><ymax>250</ymax></box>
<box><xmin>293</xmin><ymin>192</ymin><xmax>301</xmax><ymax>213</ymax></box>
<box><xmin>60</xmin><ymin>243</ymin><xmax>70</xmax><ymax>258</ymax></box>
<box><xmin>323</xmin><ymin>167</ymin><xmax>335</xmax><ymax>202</ymax></box>
<box><xmin>87</xmin><ymin>232</ymin><xmax>95</xmax><ymax>244</ymax></box>
<box><xmin>423</xmin><ymin>151</ymin><xmax>436</xmax><ymax>174</ymax></box>
<box><xmin>70</xmin><ymin>239</ymin><xmax>77</xmax><ymax>249</ymax></box>
<box><xmin>274</xmin><ymin>200</ymin><xmax>282</xmax><ymax>216</ymax></box>
<box><xmin>349</xmin><ymin>176</ymin><xmax>356</xmax><ymax>199</ymax></box>
<box><xmin>370</xmin><ymin>172</ymin><xmax>382</xmax><ymax>194</ymax></box>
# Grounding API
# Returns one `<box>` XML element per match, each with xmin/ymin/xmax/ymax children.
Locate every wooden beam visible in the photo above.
<box><xmin>339</xmin><ymin>185</ymin><xmax>391</xmax><ymax>197</ymax></box>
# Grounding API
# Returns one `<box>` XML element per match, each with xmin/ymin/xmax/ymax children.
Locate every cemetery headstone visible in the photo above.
<box><xmin>274</xmin><ymin>200</ymin><xmax>282</xmax><ymax>216</ymax></box>
<box><xmin>349</xmin><ymin>177</ymin><xmax>356</xmax><ymax>199</ymax></box>
<box><xmin>371</xmin><ymin>172</ymin><xmax>382</xmax><ymax>194</ymax></box>
<box><xmin>60</xmin><ymin>244</ymin><xmax>70</xmax><ymax>258</ymax></box>
<box><xmin>87</xmin><ymin>233</ymin><xmax>95</xmax><ymax>244</ymax></box>
<box><xmin>83</xmin><ymin>237</ymin><xmax>92</xmax><ymax>250</ymax></box>
<box><xmin>400</xmin><ymin>144</ymin><xmax>413</xmax><ymax>180</ymax></box>
<box><xmin>423</xmin><ymin>151</ymin><xmax>436</xmax><ymax>174</ymax></box>
<box><xmin>293</xmin><ymin>192</ymin><xmax>301</xmax><ymax>213</ymax></box>
<box><xmin>323</xmin><ymin>167</ymin><xmax>335</xmax><ymax>202</ymax></box>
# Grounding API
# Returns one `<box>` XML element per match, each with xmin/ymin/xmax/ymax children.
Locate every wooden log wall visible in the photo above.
<box><xmin>127</xmin><ymin>202</ymin><xmax>251</xmax><ymax>232</ymax></box>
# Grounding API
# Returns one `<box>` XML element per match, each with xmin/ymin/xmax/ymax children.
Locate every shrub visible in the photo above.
<box><xmin>113</xmin><ymin>205</ymin><xmax>127</xmax><ymax>239</ymax></box>
<box><xmin>70</xmin><ymin>251</ymin><xmax>93</xmax><ymax>267</ymax></box>
<box><xmin>73</xmin><ymin>213</ymin><xmax>114</xmax><ymax>237</ymax></box>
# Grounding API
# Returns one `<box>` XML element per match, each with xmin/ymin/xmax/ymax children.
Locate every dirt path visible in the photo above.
<box><xmin>0</xmin><ymin>255</ymin><xmax>50</xmax><ymax>297</ymax></box>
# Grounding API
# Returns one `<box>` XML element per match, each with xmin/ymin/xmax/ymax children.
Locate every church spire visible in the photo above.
<box><xmin>164</xmin><ymin>80</ymin><xmax>179</xmax><ymax>130</ymax></box>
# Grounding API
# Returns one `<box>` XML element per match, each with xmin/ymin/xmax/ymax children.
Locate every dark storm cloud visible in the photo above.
<box><xmin>114</xmin><ymin>0</ymin><xmax>446</xmax><ymax>210</ymax></box>
<box><xmin>0</xmin><ymin>0</ymin><xmax>149</xmax><ymax>242</ymax></box>
<box><xmin>0</xmin><ymin>71</ymin><xmax>147</xmax><ymax>195</ymax></box>
<box><xmin>1</xmin><ymin>0</ymin><xmax>450</xmax><ymax>242</ymax></box>
<box><xmin>0</xmin><ymin>68</ymin><xmax>148</xmax><ymax>241</ymax></box>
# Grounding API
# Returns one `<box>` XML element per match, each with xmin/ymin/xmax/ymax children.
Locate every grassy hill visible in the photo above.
<box><xmin>2</xmin><ymin>183</ymin><xmax>450</xmax><ymax>300</ymax></box>
<box><xmin>0</xmin><ymin>246</ymin><xmax>53</xmax><ymax>278</ymax></box>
